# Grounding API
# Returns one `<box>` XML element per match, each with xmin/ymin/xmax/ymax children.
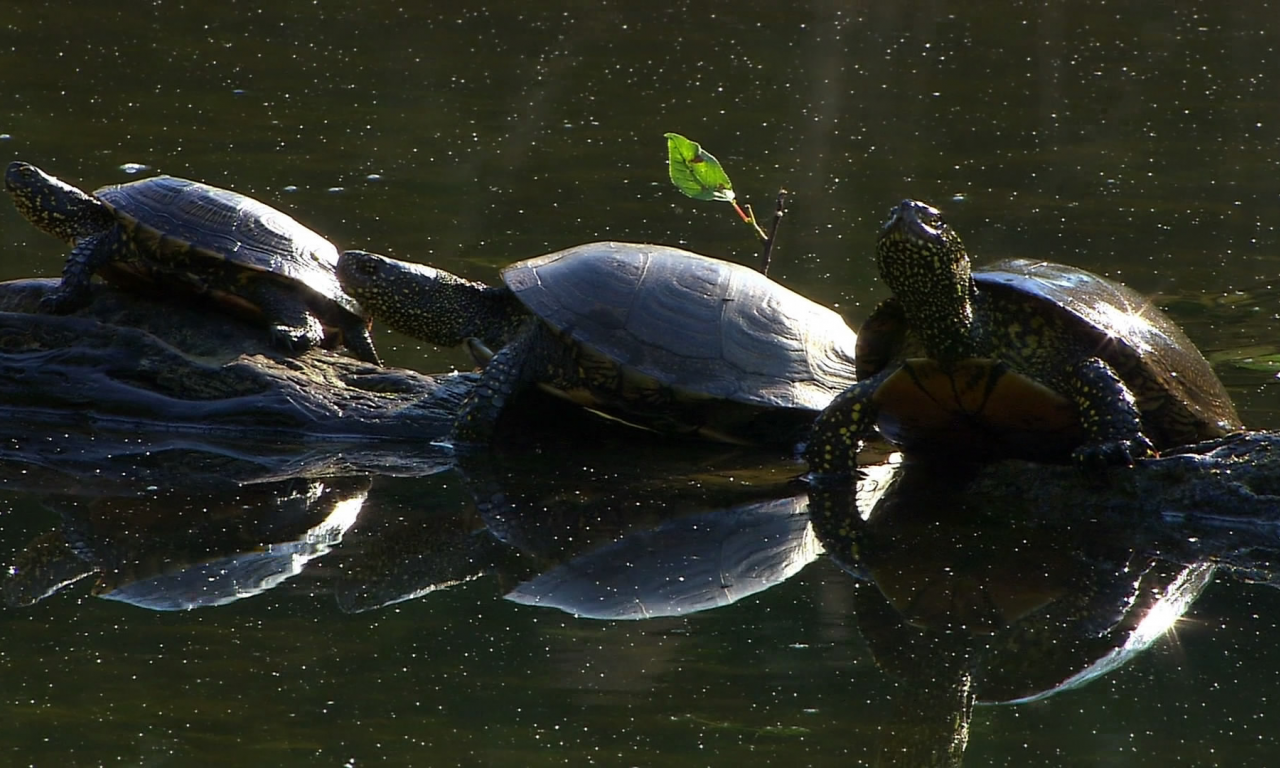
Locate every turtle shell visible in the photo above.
<box><xmin>96</xmin><ymin>176</ymin><xmax>363</xmax><ymax>317</ymax></box>
<box><xmin>500</xmin><ymin>241</ymin><xmax>859</xmax><ymax>412</ymax></box>
<box><xmin>856</xmin><ymin>257</ymin><xmax>1240</xmax><ymax>455</ymax></box>
<box><xmin>974</xmin><ymin>258</ymin><xmax>1240</xmax><ymax>446</ymax></box>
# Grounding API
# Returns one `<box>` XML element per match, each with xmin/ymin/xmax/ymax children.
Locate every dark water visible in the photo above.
<box><xmin>3</xmin><ymin>1</ymin><xmax>1280</xmax><ymax>765</ymax></box>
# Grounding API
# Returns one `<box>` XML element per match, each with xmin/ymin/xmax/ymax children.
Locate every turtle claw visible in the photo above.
<box><xmin>269</xmin><ymin>329</ymin><xmax>311</xmax><ymax>353</ymax></box>
<box><xmin>1072</xmin><ymin>435</ymin><xmax>1156</xmax><ymax>469</ymax></box>
<box><xmin>37</xmin><ymin>289</ymin><xmax>84</xmax><ymax>315</ymax></box>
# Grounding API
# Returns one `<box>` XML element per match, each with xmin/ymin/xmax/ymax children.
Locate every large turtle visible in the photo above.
<box><xmin>806</xmin><ymin>199</ymin><xmax>1241</xmax><ymax>478</ymax></box>
<box><xmin>5</xmin><ymin>161</ymin><xmax>380</xmax><ymax>364</ymax></box>
<box><xmin>336</xmin><ymin>242</ymin><xmax>860</xmax><ymax>446</ymax></box>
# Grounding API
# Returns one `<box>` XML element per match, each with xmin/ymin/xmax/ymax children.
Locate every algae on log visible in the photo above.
<box><xmin>0</xmin><ymin>278</ymin><xmax>475</xmax><ymax>439</ymax></box>
<box><xmin>961</xmin><ymin>432</ymin><xmax>1280</xmax><ymax>524</ymax></box>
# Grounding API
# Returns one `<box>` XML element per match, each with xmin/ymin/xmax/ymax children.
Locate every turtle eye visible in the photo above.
<box><xmin>907</xmin><ymin>201</ymin><xmax>944</xmax><ymax>231</ymax></box>
<box><xmin>341</xmin><ymin>251</ymin><xmax>376</xmax><ymax>276</ymax></box>
<box><xmin>886</xmin><ymin>199</ymin><xmax>947</xmax><ymax>240</ymax></box>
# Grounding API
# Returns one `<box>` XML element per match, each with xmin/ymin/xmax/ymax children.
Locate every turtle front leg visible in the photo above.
<box><xmin>39</xmin><ymin>232</ymin><xmax>115</xmax><ymax>314</ymax></box>
<box><xmin>1065</xmin><ymin>357</ymin><xmax>1156</xmax><ymax>467</ymax></box>
<box><xmin>450</xmin><ymin>320</ymin><xmax>549</xmax><ymax>446</ymax></box>
<box><xmin>804</xmin><ymin>377</ymin><xmax>885</xmax><ymax>481</ymax></box>
<box><xmin>340</xmin><ymin>318</ymin><xmax>382</xmax><ymax>366</ymax></box>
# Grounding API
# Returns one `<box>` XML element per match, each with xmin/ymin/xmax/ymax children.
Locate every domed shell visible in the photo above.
<box><xmin>973</xmin><ymin>257</ymin><xmax>1241</xmax><ymax>445</ymax></box>
<box><xmin>96</xmin><ymin>176</ymin><xmax>362</xmax><ymax>316</ymax></box>
<box><xmin>505</xmin><ymin>494</ymin><xmax>817</xmax><ymax>620</ymax></box>
<box><xmin>500</xmin><ymin>241</ymin><xmax>859</xmax><ymax>410</ymax></box>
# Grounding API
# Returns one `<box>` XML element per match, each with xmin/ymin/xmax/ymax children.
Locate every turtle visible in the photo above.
<box><xmin>336</xmin><ymin>241</ymin><xmax>860</xmax><ymax>446</ymax></box>
<box><xmin>805</xmin><ymin>199</ymin><xmax>1241</xmax><ymax>478</ymax></box>
<box><xmin>4</xmin><ymin>161</ymin><xmax>380</xmax><ymax>364</ymax></box>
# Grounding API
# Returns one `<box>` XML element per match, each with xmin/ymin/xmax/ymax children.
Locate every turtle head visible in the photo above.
<box><xmin>338</xmin><ymin>249</ymin><xmax>507</xmax><ymax>347</ymax></box>
<box><xmin>5</xmin><ymin>161</ymin><xmax>109</xmax><ymax>243</ymax></box>
<box><xmin>876</xmin><ymin>200</ymin><xmax>978</xmax><ymax>360</ymax></box>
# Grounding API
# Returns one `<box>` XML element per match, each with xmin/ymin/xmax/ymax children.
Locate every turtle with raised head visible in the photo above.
<box><xmin>805</xmin><ymin>199</ymin><xmax>1241</xmax><ymax>478</ymax></box>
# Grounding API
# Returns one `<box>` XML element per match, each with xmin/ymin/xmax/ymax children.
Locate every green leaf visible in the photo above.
<box><xmin>1210</xmin><ymin>345</ymin><xmax>1280</xmax><ymax>374</ymax></box>
<box><xmin>665</xmin><ymin>132</ymin><xmax>736</xmax><ymax>202</ymax></box>
<box><xmin>1228</xmin><ymin>356</ymin><xmax>1280</xmax><ymax>374</ymax></box>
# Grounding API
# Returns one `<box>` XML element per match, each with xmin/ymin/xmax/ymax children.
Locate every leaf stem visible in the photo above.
<box><xmin>738</xmin><ymin>202</ymin><xmax>769</xmax><ymax>241</ymax></box>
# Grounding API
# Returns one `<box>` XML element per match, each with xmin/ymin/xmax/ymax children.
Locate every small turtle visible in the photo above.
<box><xmin>5</xmin><ymin>161</ymin><xmax>379</xmax><ymax>363</ymax></box>
<box><xmin>337</xmin><ymin>242</ymin><xmax>860</xmax><ymax>446</ymax></box>
<box><xmin>806</xmin><ymin>199</ymin><xmax>1241</xmax><ymax>478</ymax></box>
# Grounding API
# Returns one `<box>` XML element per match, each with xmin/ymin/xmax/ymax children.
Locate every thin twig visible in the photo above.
<box><xmin>759</xmin><ymin>189</ymin><xmax>788</xmax><ymax>275</ymax></box>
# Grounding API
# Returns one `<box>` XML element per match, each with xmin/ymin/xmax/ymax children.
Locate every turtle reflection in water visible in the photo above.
<box><xmin>3</xmin><ymin>477</ymin><xmax>369</xmax><ymax>611</ymax></box>
<box><xmin>504</xmin><ymin>493</ymin><xmax>818</xmax><ymax>620</ymax></box>
<box><xmin>809</xmin><ymin>460</ymin><xmax>1214</xmax><ymax>766</ymax></box>
<box><xmin>5</xmin><ymin>161</ymin><xmax>380</xmax><ymax>363</ymax></box>
<box><xmin>337</xmin><ymin>243</ymin><xmax>859</xmax><ymax>447</ymax></box>
<box><xmin>331</xmin><ymin>494</ymin><xmax>514</xmax><ymax>615</ymax></box>
<box><xmin>453</xmin><ymin>434</ymin><xmax>821</xmax><ymax>619</ymax></box>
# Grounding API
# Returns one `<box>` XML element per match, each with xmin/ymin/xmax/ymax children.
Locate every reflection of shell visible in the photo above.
<box><xmin>334</xmin><ymin>517</ymin><xmax>496</xmax><ymax>615</ymax></box>
<box><xmin>2</xmin><ymin>531</ymin><xmax>96</xmax><ymax>608</ymax></box>
<box><xmin>96</xmin><ymin>487</ymin><xmax>365</xmax><ymax>611</ymax></box>
<box><xmin>992</xmin><ymin>560</ymin><xmax>1215</xmax><ymax>705</ymax></box>
<box><xmin>505</xmin><ymin>494</ymin><xmax>820</xmax><ymax>619</ymax></box>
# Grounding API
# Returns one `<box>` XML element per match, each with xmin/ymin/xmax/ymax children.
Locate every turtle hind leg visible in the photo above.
<box><xmin>245</xmin><ymin>282</ymin><xmax>326</xmax><ymax>353</ymax></box>
<box><xmin>39</xmin><ymin>233</ymin><xmax>117</xmax><ymax>314</ymax></box>
<box><xmin>269</xmin><ymin>309</ymin><xmax>326</xmax><ymax>353</ymax></box>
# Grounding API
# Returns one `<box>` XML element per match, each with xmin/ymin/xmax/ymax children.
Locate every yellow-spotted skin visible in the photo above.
<box><xmin>4</xmin><ymin>161</ymin><xmax>380</xmax><ymax>364</ymax></box>
<box><xmin>806</xmin><ymin>200</ymin><xmax>1242</xmax><ymax>479</ymax></box>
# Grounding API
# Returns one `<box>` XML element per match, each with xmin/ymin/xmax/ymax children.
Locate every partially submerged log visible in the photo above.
<box><xmin>944</xmin><ymin>432</ymin><xmax>1280</xmax><ymax>522</ymax></box>
<box><xmin>0</xmin><ymin>278</ymin><xmax>475</xmax><ymax>440</ymax></box>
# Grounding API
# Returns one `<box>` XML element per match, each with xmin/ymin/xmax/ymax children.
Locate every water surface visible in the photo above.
<box><xmin>3</xmin><ymin>2</ymin><xmax>1280</xmax><ymax>765</ymax></box>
